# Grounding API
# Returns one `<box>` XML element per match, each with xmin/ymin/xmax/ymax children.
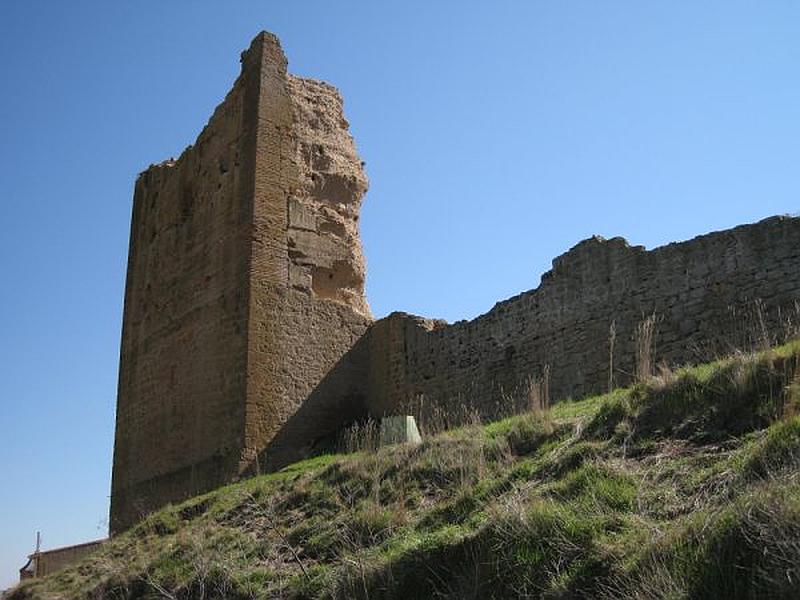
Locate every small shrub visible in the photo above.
<box><xmin>419</xmin><ymin>485</ymin><xmax>486</xmax><ymax>530</ymax></box>
<box><xmin>551</xmin><ymin>440</ymin><xmax>605</xmax><ymax>477</ymax></box>
<box><xmin>343</xmin><ymin>502</ymin><xmax>407</xmax><ymax>549</ymax></box>
<box><xmin>740</xmin><ymin>416</ymin><xmax>800</xmax><ymax>480</ymax></box>
<box><xmin>604</xmin><ymin>481</ymin><xmax>800</xmax><ymax>600</ymax></box>
<box><xmin>178</xmin><ymin>497</ymin><xmax>210</xmax><ymax>522</ymax></box>
<box><xmin>133</xmin><ymin>507</ymin><xmax>181</xmax><ymax>537</ymax></box>
<box><xmin>583</xmin><ymin>391</ymin><xmax>633</xmax><ymax>440</ymax></box>
<box><xmin>550</xmin><ymin>462</ymin><xmax>638</xmax><ymax>513</ymax></box>
<box><xmin>483</xmin><ymin>497</ymin><xmax>607</xmax><ymax>597</ymax></box>
<box><xmin>503</xmin><ymin>412</ymin><xmax>555</xmax><ymax>455</ymax></box>
<box><xmin>287</xmin><ymin>517</ymin><xmax>340</xmax><ymax>560</ymax></box>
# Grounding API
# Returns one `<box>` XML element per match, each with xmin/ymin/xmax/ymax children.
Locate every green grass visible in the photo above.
<box><xmin>10</xmin><ymin>341</ymin><xmax>800</xmax><ymax>600</ymax></box>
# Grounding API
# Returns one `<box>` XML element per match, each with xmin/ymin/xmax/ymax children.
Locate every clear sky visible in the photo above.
<box><xmin>1</xmin><ymin>1</ymin><xmax>798</xmax><ymax>589</ymax></box>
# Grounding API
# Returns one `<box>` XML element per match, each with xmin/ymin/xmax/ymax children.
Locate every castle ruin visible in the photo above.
<box><xmin>111</xmin><ymin>31</ymin><xmax>800</xmax><ymax>532</ymax></box>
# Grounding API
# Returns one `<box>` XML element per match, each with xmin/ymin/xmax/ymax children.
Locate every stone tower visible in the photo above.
<box><xmin>110</xmin><ymin>32</ymin><xmax>373</xmax><ymax>532</ymax></box>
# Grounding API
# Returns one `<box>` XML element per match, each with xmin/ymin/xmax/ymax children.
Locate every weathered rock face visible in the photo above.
<box><xmin>110</xmin><ymin>32</ymin><xmax>372</xmax><ymax>533</ymax></box>
<box><xmin>287</xmin><ymin>75</ymin><xmax>370</xmax><ymax>317</ymax></box>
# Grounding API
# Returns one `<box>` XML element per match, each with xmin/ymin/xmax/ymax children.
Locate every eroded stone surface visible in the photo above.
<box><xmin>287</xmin><ymin>75</ymin><xmax>370</xmax><ymax>317</ymax></box>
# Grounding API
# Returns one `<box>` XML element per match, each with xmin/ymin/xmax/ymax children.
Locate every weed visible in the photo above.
<box><xmin>635</xmin><ymin>312</ymin><xmax>659</xmax><ymax>382</ymax></box>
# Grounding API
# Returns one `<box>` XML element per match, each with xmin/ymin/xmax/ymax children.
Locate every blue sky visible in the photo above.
<box><xmin>1</xmin><ymin>1</ymin><xmax>798</xmax><ymax>589</ymax></box>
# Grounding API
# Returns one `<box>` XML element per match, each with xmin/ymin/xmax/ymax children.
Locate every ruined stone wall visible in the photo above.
<box><xmin>111</xmin><ymin>32</ymin><xmax>372</xmax><ymax>532</ymax></box>
<box><xmin>31</xmin><ymin>541</ymin><xmax>105</xmax><ymax>578</ymax></box>
<box><xmin>366</xmin><ymin>216</ymin><xmax>800</xmax><ymax>424</ymax></box>
<box><xmin>112</xmin><ymin>30</ymin><xmax>800</xmax><ymax>534</ymax></box>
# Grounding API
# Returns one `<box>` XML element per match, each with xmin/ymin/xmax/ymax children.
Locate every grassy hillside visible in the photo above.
<box><xmin>11</xmin><ymin>341</ymin><xmax>800</xmax><ymax>600</ymax></box>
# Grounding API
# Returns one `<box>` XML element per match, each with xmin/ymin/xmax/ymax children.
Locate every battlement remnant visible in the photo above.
<box><xmin>111</xmin><ymin>32</ymin><xmax>800</xmax><ymax>533</ymax></box>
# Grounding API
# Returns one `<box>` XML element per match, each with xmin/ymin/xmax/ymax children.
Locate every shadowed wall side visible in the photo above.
<box><xmin>240</xmin><ymin>54</ymin><xmax>373</xmax><ymax>475</ymax></box>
